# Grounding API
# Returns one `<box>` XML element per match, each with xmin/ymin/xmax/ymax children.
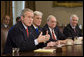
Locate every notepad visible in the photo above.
<box><xmin>34</xmin><ymin>49</ymin><xmax>56</xmax><ymax>53</ymax></box>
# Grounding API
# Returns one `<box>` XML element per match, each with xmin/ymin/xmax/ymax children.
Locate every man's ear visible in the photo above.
<box><xmin>47</xmin><ymin>21</ymin><xmax>49</xmax><ymax>25</ymax></box>
<box><xmin>21</xmin><ymin>16</ymin><xmax>23</xmax><ymax>21</ymax></box>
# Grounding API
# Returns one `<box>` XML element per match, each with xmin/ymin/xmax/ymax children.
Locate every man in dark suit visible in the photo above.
<box><xmin>63</xmin><ymin>14</ymin><xmax>83</xmax><ymax>40</ymax></box>
<box><xmin>31</xmin><ymin>11</ymin><xmax>46</xmax><ymax>48</ymax></box>
<box><xmin>3</xmin><ymin>8</ymin><xmax>50</xmax><ymax>54</ymax></box>
<box><xmin>42</xmin><ymin>15</ymin><xmax>66</xmax><ymax>47</ymax></box>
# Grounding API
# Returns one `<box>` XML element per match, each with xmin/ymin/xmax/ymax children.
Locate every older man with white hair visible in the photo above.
<box><xmin>63</xmin><ymin>14</ymin><xmax>83</xmax><ymax>40</ymax></box>
<box><xmin>31</xmin><ymin>11</ymin><xmax>50</xmax><ymax>48</ymax></box>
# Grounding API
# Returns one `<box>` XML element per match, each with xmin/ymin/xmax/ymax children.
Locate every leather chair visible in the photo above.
<box><xmin>58</xmin><ymin>26</ymin><xmax>64</xmax><ymax>33</ymax></box>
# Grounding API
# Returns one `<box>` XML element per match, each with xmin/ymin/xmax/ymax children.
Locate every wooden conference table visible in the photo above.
<box><xmin>2</xmin><ymin>44</ymin><xmax>83</xmax><ymax>56</ymax></box>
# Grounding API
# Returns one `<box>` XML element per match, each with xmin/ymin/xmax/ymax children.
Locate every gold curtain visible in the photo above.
<box><xmin>25</xmin><ymin>1</ymin><xmax>35</xmax><ymax>11</ymax></box>
<box><xmin>1</xmin><ymin>1</ymin><xmax>13</xmax><ymax>27</ymax></box>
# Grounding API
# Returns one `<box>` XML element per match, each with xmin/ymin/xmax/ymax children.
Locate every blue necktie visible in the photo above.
<box><xmin>36</xmin><ymin>28</ymin><xmax>39</xmax><ymax>35</ymax></box>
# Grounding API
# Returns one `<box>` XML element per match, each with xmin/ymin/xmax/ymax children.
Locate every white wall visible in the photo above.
<box><xmin>12</xmin><ymin>1</ymin><xmax>25</xmax><ymax>25</ymax></box>
<box><xmin>35</xmin><ymin>1</ymin><xmax>83</xmax><ymax>27</ymax></box>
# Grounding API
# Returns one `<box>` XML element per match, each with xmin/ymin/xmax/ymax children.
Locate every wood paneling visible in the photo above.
<box><xmin>25</xmin><ymin>1</ymin><xmax>35</xmax><ymax>11</ymax></box>
<box><xmin>1</xmin><ymin>1</ymin><xmax>13</xmax><ymax>27</ymax></box>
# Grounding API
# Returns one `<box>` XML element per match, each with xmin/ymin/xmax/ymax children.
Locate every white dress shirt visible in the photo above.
<box><xmin>3</xmin><ymin>24</ymin><xmax>8</xmax><ymax>28</ymax></box>
<box><xmin>33</xmin><ymin>24</ymin><xmax>38</xmax><ymax>29</ymax></box>
<box><xmin>70</xmin><ymin>23</ymin><xmax>76</xmax><ymax>29</ymax></box>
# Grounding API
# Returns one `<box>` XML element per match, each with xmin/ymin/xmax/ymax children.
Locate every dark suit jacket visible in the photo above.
<box><xmin>42</xmin><ymin>24</ymin><xmax>66</xmax><ymax>43</ymax></box>
<box><xmin>30</xmin><ymin>25</ymin><xmax>46</xmax><ymax>48</ymax></box>
<box><xmin>30</xmin><ymin>25</ymin><xmax>42</xmax><ymax>38</ymax></box>
<box><xmin>63</xmin><ymin>24</ymin><xmax>83</xmax><ymax>40</ymax></box>
<box><xmin>3</xmin><ymin>22</ymin><xmax>38</xmax><ymax>54</ymax></box>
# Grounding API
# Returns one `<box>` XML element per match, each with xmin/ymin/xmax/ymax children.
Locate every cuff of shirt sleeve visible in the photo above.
<box><xmin>34</xmin><ymin>39</ymin><xmax>39</xmax><ymax>45</ymax></box>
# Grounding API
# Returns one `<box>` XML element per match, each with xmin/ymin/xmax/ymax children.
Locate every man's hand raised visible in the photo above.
<box><xmin>37</xmin><ymin>31</ymin><xmax>50</xmax><ymax>43</ymax></box>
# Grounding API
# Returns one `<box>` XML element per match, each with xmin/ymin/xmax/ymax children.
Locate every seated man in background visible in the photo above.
<box><xmin>31</xmin><ymin>11</ymin><xmax>46</xmax><ymax>48</ymax></box>
<box><xmin>1</xmin><ymin>15</ymin><xmax>11</xmax><ymax>54</ymax></box>
<box><xmin>1</xmin><ymin>15</ymin><xmax>11</xmax><ymax>29</ymax></box>
<box><xmin>63</xmin><ymin>14</ymin><xmax>83</xmax><ymax>40</ymax></box>
<box><xmin>16</xmin><ymin>16</ymin><xmax>21</xmax><ymax>23</ymax></box>
<box><xmin>3</xmin><ymin>8</ymin><xmax>50</xmax><ymax>54</ymax></box>
<box><xmin>42</xmin><ymin>15</ymin><xmax>66</xmax><ymax>47</ymax></box>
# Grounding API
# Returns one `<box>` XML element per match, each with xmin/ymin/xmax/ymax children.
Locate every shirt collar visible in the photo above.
<box><xmin>49</xmin><ymin>27</ymin><xmax>54</xmax><ymax>33</ymax></box>
<box><xmin>22</xmin><ymin>23</ymin><xmax>27</xmax><ymax>29</ymax></box>
<box><xmin>33</xmin><ymin>24</ymin><xmax>38</xmax><ymax>29</ymax></box>
<box><xmin>70</xmin><ymin>23</ymin><xmax>76</xmax><ymax>29</ymax></box>
<box><xmin>3</xmin><ymin>24</ymin><xmax>8</xmax><ymax>28</ymax></box>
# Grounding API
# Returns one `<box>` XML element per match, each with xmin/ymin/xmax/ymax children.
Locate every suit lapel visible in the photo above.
<box><xmin>31</xmin><ymin>25</ymin><xmax>42</xmax><ymax>39</ymax></box>
<box><xmin>38</xmin><ymin>26</ymin><xmax>42</xmax><ymax>34</ymax></box>
<box><xmin>18</xmin><ymin>22</ymin><xmax>29</xmax><ymax>40</ymax></box>
<box><xmin>47</xmin><ymin>27</ymin><xmax>53</xmax><ymax>41</ymax></box>
<box><xmin>32</xmin><ymin>25</ymin><xmax>38</xmax><ymax>38</ymax></box>
<box><xmin>19</xmin><ymin>26</ymin><xmax>27</xmax><ymax>41</ymax></box>
<box><xmin>54</xmin><ymin>29</ymin><xmax>57</xmax><ymax>39</ymax></box>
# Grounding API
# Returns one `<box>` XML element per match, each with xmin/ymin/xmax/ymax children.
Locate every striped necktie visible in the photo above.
<box><xmin>73</xmin><ymin>28</ymin><xmax>76</xmax><ymax>33</ymax></box>
<box><xmin>52</xmin><ymin>30</ymin><xmax>57</xmax><ymax>40</ymax></box>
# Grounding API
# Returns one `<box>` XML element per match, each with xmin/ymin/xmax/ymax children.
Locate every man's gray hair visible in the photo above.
<box><xmin>20</xmin><ymin>8</ymin><xmax>33</xmax><ymax>16</ymax></box>
<box><xmin>34</xmin><ymin>11</ymin><xmax>43</xmax><ymax>16</ymax></box>
<box><xmin>47</xmin><ymin>15</ymin><xmax>56</xmax><ymax>21</ymax></box>
<box><xmin>70</xmin><ymin>14</ymin><xmax>79</xmax><ymax>21</ymax></box>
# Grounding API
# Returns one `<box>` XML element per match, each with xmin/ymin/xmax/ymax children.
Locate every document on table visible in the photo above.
<box><xmin>34</xmin><ymin>49</ymin><xmax>56</xmax><ymax>53</ymax></box>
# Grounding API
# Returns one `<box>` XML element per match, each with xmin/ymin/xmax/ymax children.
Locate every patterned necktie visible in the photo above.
<box><xmin>52</xmin><ymin>30</ymin><xmax>57</xmax><ymax>40</ymax></box>
<box><xmin>26</xmin><ymin>28</ymin><xmax>29</xmax><ymax>37</ymax></box>
<box><xmin>36</xmin><ymin>28</ymin><xmax>39</xmax><ymax>35</ymax></box>
<box><xmin>73</xmin><ymin>28</ymin><xmax>76</xmax><ymax>33</ymax></box>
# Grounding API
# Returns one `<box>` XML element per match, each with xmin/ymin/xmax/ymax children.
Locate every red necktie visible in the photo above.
<box><xmin>26</xmin><ymin>28</ymin><xmax>29</xmax><ymax>37</ymax></box>
<box><xmin>52</xmin><ymin>31</ymin><xmax>56</xmax><ymax>40</ymax></box>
